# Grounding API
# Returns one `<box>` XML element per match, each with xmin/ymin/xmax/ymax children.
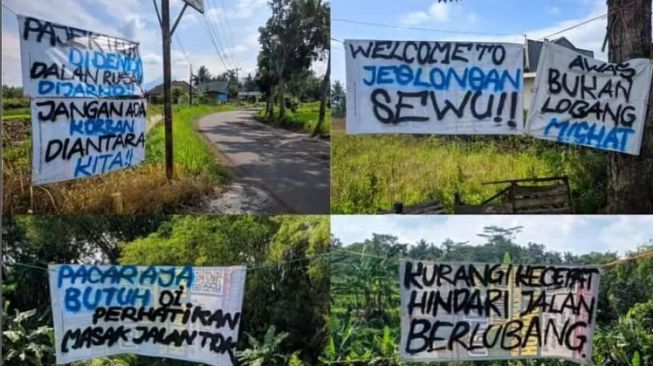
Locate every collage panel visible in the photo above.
<box><xmin>2</xmin><ymin>215</ymin><xmax>330</xmax><ymax>365</ymax></box>
<box><xmin>2</xmin><ymin>0</ymin><xmax>330</xmax><ymax>216</ymax></box>
<box><xmin>330</xmin><ymin>0</ymin><xmax>653</xmax><ymax>214</ymax></box>
<box><xmin>330</xmin><ymin>215</ymin><xmax>653</xmax><ymax>365</ymax></box>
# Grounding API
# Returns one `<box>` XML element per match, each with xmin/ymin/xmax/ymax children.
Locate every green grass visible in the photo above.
<box><xmin>331</xmin><ymin>127</ymin><xmax>607</xmax><ymax>214</ymax></box>
<box><xmin>258</xmin><ymin>101</ymin><xmax>331</xmax><ymax>135</ymax></box>
<box><xmin>146</xmin><ymin>104</ymin><xmax>234</xmax><ymax>180</ymax></box>
<box><xmin>3</xmin><ymin>107</ymin><xmax>30</xmax><ymax>121</ymax></box>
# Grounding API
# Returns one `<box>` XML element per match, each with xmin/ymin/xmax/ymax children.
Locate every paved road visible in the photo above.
<box><xmin>197</xmin><ymin>109</ymin><xmax>330</xmax><ymax>214</ymax></box>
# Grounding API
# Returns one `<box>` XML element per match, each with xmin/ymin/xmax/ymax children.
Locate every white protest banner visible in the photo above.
<box><xmin>526</xmin><ymin>41</ymin><xmax>653</xmax><ymax>155</ymax></box>
<box><xmin>31</xmin><ymin>98</ymin><xmax>146</xmax><ymax>185</ymax></box>
<box><xmin>345</xmin><ymin>40</ymin><xmax>524</xmax><ymax>134</ymax></box>
<box><xmin>399</xmin><ymin>260</ymin><xmax>600</xmax><ymax>364</ymax></box>
<box><xmin>18</xmin><ymin>15</ymin><xmax>144</xmax><ymax>98</ymax></box>
<box><xmin>48</xmin><ymin>264</ymin><xmax>246</xmax><ymax>366</ymax></box>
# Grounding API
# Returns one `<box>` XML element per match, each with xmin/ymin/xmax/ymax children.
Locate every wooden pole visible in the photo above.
<box><xmin>161</xmin><ymin>0</ymin><xmax>174</xmax><ymax>180</ymax></box>
<box><xmin>189</xmin><ymin>64</ymin><xmax>193</xmax><ymax>105</ymax></box>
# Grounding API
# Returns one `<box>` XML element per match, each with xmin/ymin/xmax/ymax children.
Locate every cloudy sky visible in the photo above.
<box><xmin>331</xmin><ymin>0</ymin><xmax>609</xmax><ymax>83</ymax></box>
<box><xmin>332</xmin><ymin>215</ymin><xmax>653</xmax><ymax>257</ymax></box>
<box><xmin>2</xmin><ymin>0</ymin><xmax>270</xmax><ymax>88</ymax></box>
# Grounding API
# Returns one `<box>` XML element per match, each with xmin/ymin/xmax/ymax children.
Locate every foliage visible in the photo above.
<box><xmin>331</xmin><ymin>132</ymin><xmax>608</xmax><ymax>213</ymax></box>
<box><xmin>192</xmin><ymin>65</ymin><xmax>212</xmax><ymax>86</ymax></box>
<box><xmin>256</xmin><ymin>0</ymin><xmax>330</xmax><ymax>132</ymax></box>
<box><xmin>237</xmin><ymin>325</ymin><xmax>290</xmax><ymax>366</ymax></box>
<box><xmin>120</xmin><ymin>215</ymin><xmax>330</xmax><ymax>364</ymax></box>
<box><xmin>2</xmin><ymin>302</ymin><xmax>55</xmax><ymax>366</ymax></box>
<box><xmin>257</xmin><ymin>101</ymin><xmax>331</xmax><ymax>135</ymax></box>
<box><xmin>331</xmin><ymin>81</ymin><xmax>346</xmax><ymax>118</ymax></box>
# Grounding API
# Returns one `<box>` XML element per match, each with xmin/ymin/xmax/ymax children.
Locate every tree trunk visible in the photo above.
<box><xmin>605</xmin><ymin>0</ymin><xmax>653</xmax><ymax>213</ymax></box>
<box><xmin>313</xmin><ymin>50</ymin><xmax>331</xmax><ymax>137</ymax></box>
<box><xmin>266</xmin><ymin>91</ymin><xmax>274</xmax><ymax>119</ymax></box>
<box><xmin>278</xmin><ymin>79</ymin><xmax>286</xmax><ymax>120</ymax></box>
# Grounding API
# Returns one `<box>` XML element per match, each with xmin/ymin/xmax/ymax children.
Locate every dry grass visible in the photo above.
<box><xmin>331</xmin><ymin>118</ymin><xmax>608</xmax><ymax>214</ymax></box>
<box><xmin>3</xmin><ymin>105</ymin><xmax>232</xmax><ymax>215</ymax></box>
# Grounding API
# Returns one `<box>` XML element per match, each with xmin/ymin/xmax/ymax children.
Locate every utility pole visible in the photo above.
<box><xmin>234</xmin><ymin>67</ymin><xmax>242</xmax><ymax>101</ymax></box>
<box><xmin>161</xmin><ymin>0</ymin><xmax>173</xmax><ymax>180</ymax></box>
<box><xmin>154</xmin><ymin>0</ymin><xmax>203</xmax><ymax>180</ymax></box>
<box><xmin>189</xmin><ymin>64</ymin><xmax>193</xmax><ymax>105</ymax></box>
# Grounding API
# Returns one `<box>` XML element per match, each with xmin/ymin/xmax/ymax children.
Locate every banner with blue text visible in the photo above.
<box><xmin>18</xmin><ymin>15</ymin><xmax>144</xmax><ymax>98</ymax></box>
<box><xmin>48</xmin><ymin>264</ymin><xmax>246</xmax><ymax>366</ymax></box>
<box><xmin>526</xmin><ymin>41</ymin><xmax>653</xmax><ymax>155</ymax></box>
<box><xmin>345</xmin><ymin>40</ymin><xmax>524</xmax><ymax>134</ymax></box>
<box><xmin>31</xmin><ymin>98</ymin><xmax>146</xmax><ymax>185</ymax></box>
<box><xmin>399</xmin><ymin>260</ymin><xmax>600</xmax><ymax>364</ymax></box>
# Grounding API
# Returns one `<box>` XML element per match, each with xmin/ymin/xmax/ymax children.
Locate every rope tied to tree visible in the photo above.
<box><xmin>602</xmin><ymin>0</ymin><xmax>639</xmax><ymax>54</ymax></box>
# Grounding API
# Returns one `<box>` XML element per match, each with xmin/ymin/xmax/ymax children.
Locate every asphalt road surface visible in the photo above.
<box><xmin>197</xmin><ymin>109</ymin><xmax>330</xmax><ymax>214</ymax></box>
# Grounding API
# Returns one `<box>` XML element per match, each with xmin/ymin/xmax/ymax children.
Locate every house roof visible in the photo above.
<box><xmin>197</xmin><ymin>80</ymin><xmax>229</xmax><ymax>94</ymax></box>
<box><xmin>525</xmin><ymin>37</ymin><xmax>595</xmax><ymax>72</ymax></box>
<box><xmin>145</xmin><ymin>80</ymin><xmax>195</xmax><ymax>96</ymax></box>
<box><xmin>238</xmin><ymin>91</ymin><xmax>262</xmax><ymax>97</ymax></box>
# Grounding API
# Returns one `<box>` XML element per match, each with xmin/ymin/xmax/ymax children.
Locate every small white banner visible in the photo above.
<box><xmin>526</xmin><ymin>41</ymin><xmax>653</xmax><ymax>155</ymax></box>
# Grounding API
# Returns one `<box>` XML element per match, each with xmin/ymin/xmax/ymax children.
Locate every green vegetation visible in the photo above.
<box><xmin>331</xmin><ymin>128</ymin><xmax>607</xmax><ymax>214</ymax></box>
<box><xmin>256</xmin><ymin>0</ymin><xmax>330</xmax><ymax>136</ymax></box>
<box><xmin>327</xmin><ymin>226</ymin><xmax>653</xmax><ymax>365</ymax></box>
<box><xmin>3</xmin><ymin>104</ymin><xmax>233</xmax><ymax>214</ymax></box>
<box><xmin>2</xmin><ymin>215</ymin><xmax>330</xmax><ymax>366</ymax></box>
<box><xmin>257</xmin><ymin>101</ymin><xmax>331</xmax><ymax>135</ymax></box>
<box><xmin>147</xmin><ymin>104</ymin><xmax>233</xmax><ymax>180</ymax></box>
<box><xmin>2</xmin><ymin>107</ymin><xmax>30</xmax><ymax>121</ymax></box>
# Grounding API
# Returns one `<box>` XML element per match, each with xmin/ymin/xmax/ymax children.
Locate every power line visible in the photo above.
<box><xmin>203</xmin><ymin>2</ymin><xmax>235</xmax><ymax>71</ymax></box>
<box><xmin>1</xmin><ymin>2</ymin><xmax>18</xmax><ymax>14</ymax></box>
<box><xmin>206</xmin><ymin>0</ymin><xmax>233</xmax><ymax>68</ymax></box>
<box><xmin>201</xmin><ymin>13</ymin><xmax>231</xmax><ymax>71</ymax></box>
<box><xmin>217</xmin><ymin>0</ymin><xmax>242</xmax><ymax>73</ymax></box>
<box><xmin>332</xmin><ymin>17</ymin><xmax>522</xmax><ymax>37</ymax></box>
<box><xmin>3</xmin><ymin>249</ymin><xmax>337</xmax><ymax>274</ymax></box>
<box><xmin>173</xmin><ymin>33</ymin><xmax>192</xmax><ymax>66</ymax></box>
<box><xmin>539</xmin><ymin>13</ymin><xmax>608</xmax><ymax>40</ymax></box>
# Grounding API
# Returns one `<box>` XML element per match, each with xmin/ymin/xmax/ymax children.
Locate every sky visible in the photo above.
<box><xmin>331</xmin><ymin>0</ymin><xmax>609</xmax><ymax>83</ymax></box>
<box><xmin>331</xmin><ymin>215</ymin><xmax>653</xmax><ymax>257</ymax></box>
<box><xmin>1</xmin><ymin>0</ymin><xmax>271</xmax><ymax>89</ymax></box>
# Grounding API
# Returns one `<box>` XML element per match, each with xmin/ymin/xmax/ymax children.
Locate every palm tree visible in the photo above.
<box><xmin>192</xmin><ymin>65</ymin><xmax>212</xmax><ymax>86</ymax></box>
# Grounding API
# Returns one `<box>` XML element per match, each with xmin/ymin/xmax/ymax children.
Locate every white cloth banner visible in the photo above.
<box><xmin>345</xmin><ymin>40</ymin><xmax>524</xmax><ymax>134</ymax></box>
<box><xmin>399</xmin><ymin>260</ymin><xmax>600</xmax><ymax>364</ymax></box>
<box><xmin>31</xmin><ymin>98</ymin><xmax>146</xmax><ymax>185</ymax></box>
<box><xmin>18</xmin><ymin>15</ymin><xmax>144</xmax><ymax>98</ymax></box>
<box><xmin>526</xmin><ymin>41</ymin><xmax>653</xmax><ymax>155</ymax></box>
<box><xmin>48</xmin><ymin>264</ymin><xmax>246</xmax><ymax>366</ymax></box>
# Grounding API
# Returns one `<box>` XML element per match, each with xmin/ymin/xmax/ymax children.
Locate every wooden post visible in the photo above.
<box><xmin>111</xmin><ymin>192</ymin><xmax>124</xmax><ymax>214</ymax></box>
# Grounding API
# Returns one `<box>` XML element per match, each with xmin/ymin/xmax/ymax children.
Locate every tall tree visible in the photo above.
<box><xmin>307</xmin><ymin>0</ymin><xmax>330</xmax><ymax>136</ymax></box>
<box><xmin>192</xmin><ymin>65</ymin><xmax>212</xmax><ymax>86</ymax></box>
<box><xmin>605</xmin><ymin>0</ymin><xmax>653</xmax><ymax>212</ymax></box>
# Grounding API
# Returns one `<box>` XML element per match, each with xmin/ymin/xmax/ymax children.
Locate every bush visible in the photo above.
<box><xmin>3</xmin><ymin>98</ymin><xmax>29</xmax><ymax>110</ymax></box>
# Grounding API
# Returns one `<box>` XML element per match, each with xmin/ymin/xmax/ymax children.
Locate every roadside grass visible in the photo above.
<box><xmin>331</xmin><ymin>119</ymin><xmax>607</xmax><ymax>214</ymax></box>
<box><xmin>3</xmin><ymin>104</ymin><xmax>233</xmax><ymax>214</ymax></box>
<box><xmin>3</xmin><ymin>107</ymin><xmax>31</xmax><ymax>121</ymax></box>
<box><xmin>257</xmin><ymin>101</ymin><xmax>331</xmax><ymax>135</ymax></box>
